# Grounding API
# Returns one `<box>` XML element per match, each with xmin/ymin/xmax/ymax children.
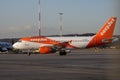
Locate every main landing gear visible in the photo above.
<box><xmin>59</xmin><ymin>50</ymin><xmax>67</xmax><ymax>56</ymax></box>
<box><xmin>59</xmin><ymin>49</ymin><xmax>71</xmax><ymax>56</ymax></box>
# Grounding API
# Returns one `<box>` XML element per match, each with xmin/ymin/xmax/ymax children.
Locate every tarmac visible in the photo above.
<box><xmin>0</xmin><ymin>49</ymin><xmax>120</xmax><ymax>80</ymax></box>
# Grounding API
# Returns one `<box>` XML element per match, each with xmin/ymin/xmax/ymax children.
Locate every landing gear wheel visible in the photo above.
<box><xmin>59</xmin><ymin>51</ymin><xmax>67</xmax><ymax>56</ymax></box>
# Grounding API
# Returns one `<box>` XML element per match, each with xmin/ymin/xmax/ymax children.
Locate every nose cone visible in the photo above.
<box><xmin>12</xmin><ymin>43</ymin><xmax>18</xmax><ymax>49</ymax></box>
<box><xmin>13</xmin><ymin>42</ymin><xmax>21</xmax><ymax>49</ymax></box>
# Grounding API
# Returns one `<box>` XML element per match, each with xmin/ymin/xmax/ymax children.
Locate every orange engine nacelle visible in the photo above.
<box><xmin>39</xmin><ymin>46</ymin><xmax>52</xmax><ymax>54</ymax></box>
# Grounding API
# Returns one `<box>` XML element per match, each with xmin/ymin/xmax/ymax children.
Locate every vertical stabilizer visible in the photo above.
<box><xmin>96</xmin><ymin>17</ymin><xmax>117</xmax><ymax>39</ymax></box>
<box><xmin>87</xmin><ymin>17</ymin><xmax>117</xmax><ymax>48</ymax></box>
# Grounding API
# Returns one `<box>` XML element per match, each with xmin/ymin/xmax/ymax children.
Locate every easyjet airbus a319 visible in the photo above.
<box><xmin>13</xmin><ymin>17</ymin><xmax>117</xmax><ymax>55</ymax></box>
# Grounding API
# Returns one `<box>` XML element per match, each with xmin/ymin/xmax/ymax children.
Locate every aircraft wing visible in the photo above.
<box><xmin>52</xmin><ymin>40</ymin><xmax>72</xmax><ymax>50</ymax></box>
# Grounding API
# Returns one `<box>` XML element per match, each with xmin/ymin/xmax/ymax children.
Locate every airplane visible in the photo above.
<box><xmin>0</xmin><ymin>42</ymin><xmax>12</xmax><ymax>52</ymax></box>
<box><xmin>13</xmin><ymin>17</ymin><xmax>117</xmax><ymax>55</ymax></box>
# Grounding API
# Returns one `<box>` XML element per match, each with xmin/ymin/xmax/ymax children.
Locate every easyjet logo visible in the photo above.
<box><xmin>30</xmin><ymin>38</ymin><xmax>47</xmax><ymax>42</ymax></box>
<box><xmin>100</xmin><ymin>18</ymin><xmax>115</xmax><ymax>36</ymax></box>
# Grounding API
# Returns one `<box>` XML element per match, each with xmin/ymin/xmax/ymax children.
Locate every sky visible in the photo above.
<box><xmin>0</xmin><ymin>0</ymin><xmax>120</xmax><ymax>38</ymax></box>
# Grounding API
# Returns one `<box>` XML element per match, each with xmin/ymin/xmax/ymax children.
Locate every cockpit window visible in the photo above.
<box><xmin>18</xmin><ymin>40</ymin><xmax>22</xmax><ymax>42</ymax></box>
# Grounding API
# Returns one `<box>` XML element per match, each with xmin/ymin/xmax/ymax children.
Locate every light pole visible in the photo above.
<box><xmin>59</xmin><ymin>13</ymin><xmax>63</xmax><ymax>37</ymax></box>
<box><xmin>38</xmin><ymin>0</ymin><xmax>41</xmax><ymax>36</ymax></box>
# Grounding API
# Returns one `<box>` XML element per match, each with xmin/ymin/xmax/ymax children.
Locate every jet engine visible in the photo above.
<box><xmin>39</xmin><ymin>46</ymin><xmax>56</xmax><ymax>54</ymax></box>
<box><xmin>39</xmin><ymin>46</ymin><xmax>71</xmax><ymax>55</ymax></box>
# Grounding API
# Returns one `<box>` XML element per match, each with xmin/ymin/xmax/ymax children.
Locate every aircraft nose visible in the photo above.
<box><xmin>13</xmin><ymin>42</ymin><xmax>24</xmax><ymax>50</ymax></box>
<box><xmin>12</xmin><ymin>43</ymin><xmax>17</xmax><ymax>49</ymax></box>
<box><xmin>13</xmin><ymin>43</ymin><xmax>19</xmax><ymax>49</ymax></box>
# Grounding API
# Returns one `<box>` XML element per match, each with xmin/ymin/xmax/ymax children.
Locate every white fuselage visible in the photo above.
<box><xmin>13</xmin><ymin>36</ymin><xmax>93</xmax><ymax>50</ymax></box>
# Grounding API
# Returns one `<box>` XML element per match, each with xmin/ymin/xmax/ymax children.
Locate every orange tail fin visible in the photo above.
<box><xmin>87</xmin><ymin>17</ymin><xmax>117</xmax><ymax>48</ymax></box>
<box><xmin>95</xmin><ymin>17</ymin><xmax>117</xmax><ymax>39</ymax></box>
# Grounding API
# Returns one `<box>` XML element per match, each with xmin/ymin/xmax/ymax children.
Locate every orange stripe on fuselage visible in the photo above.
<box><xmin>21</xmin><ymin>36</ymin><xmax>78</xmax><ymax>49</ymax></box>
<box><xmin>21</xmin><ymin>36</ymin><xmax>60</xmax><ymax>44</ymax></box>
